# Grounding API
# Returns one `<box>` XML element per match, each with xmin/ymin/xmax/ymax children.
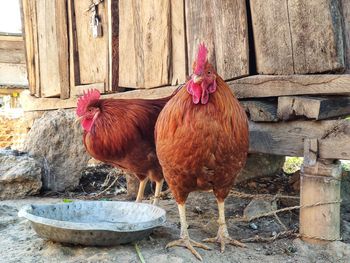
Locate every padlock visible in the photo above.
<box><xmin>92</xmin><ymin>16</ymin><xmax>103</xmax><ymax>38</ymax></box>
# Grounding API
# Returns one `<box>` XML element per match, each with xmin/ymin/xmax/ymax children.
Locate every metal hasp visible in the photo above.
<box><xmin>300</xmin><ymin>138</ymin><xmax>342</xmax><ymax>244</ymax></box>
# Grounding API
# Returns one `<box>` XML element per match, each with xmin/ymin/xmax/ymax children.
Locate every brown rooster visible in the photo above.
<box><xmin>155</xmin><ymin>43</ymin><xmax>249</xmax><ymax>260</ymax></box>
<box><xmin>76</xmin><ymin>90</ymin><xmax>170</xmax><ymax>205</ymax></box>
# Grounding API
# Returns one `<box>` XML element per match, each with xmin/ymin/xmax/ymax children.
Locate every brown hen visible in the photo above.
<box><xmin>76</xmin><ymin>90</ymin><xmax>171</xmax><ymax>205</ymax></box>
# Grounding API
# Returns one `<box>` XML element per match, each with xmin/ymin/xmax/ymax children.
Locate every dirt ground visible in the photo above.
<box><xmin>1</xmin><ymin>166</ymin><xmax>350</xmax><ymax>263</ymax></box>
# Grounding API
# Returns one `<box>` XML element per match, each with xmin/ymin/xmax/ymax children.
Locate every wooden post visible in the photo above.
<box><xmin>300</xmin><ymin>139</ymin><xmax>342</xmax><ymax>244</ymax></box>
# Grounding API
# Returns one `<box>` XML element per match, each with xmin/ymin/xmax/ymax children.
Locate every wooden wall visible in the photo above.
<box><xmin>0</xmin><ymin>36</ymin><xmax>28</xmax><ymax>86</ymax></box>
<box><xmin>20</xmin><ymin>0</ymin><xmax>350</xmax><ymax>101</ymax></box>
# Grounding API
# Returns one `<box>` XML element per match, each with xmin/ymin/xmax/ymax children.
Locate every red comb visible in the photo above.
<box><xmin>194</xmin><ymin>43</ymin><xmax>208</xmax><ymax>75</ymax></box>
<box><xmin>76</xmin><ymin>89</ymin><xmax>100</xmax><ymax>116</ymax></box>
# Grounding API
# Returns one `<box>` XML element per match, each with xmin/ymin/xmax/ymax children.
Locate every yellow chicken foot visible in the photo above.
<box><xmin>135</xmin><ymin>178</ymin><xmax>149</xmax><ymax>202</ymax></box>
<box><xmin>152</xmin><ymin>179</ymin><xmax>164</xmax><ymax>205</ymax></box>
<box><xmin>203</xmin><ymin>200</ymin><xmax>246</xmax><ymax>252</ymax></box>
<box><xmin>166</xmin><ymin>204</ymin><xmax>211</xmax><ymax>261</ymax></box>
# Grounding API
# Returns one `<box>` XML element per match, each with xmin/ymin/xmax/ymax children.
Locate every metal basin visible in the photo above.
<box><xmin>18</xmin><ymin>201</ymin><xmax>166</xmax><ymax>246</ymax></box>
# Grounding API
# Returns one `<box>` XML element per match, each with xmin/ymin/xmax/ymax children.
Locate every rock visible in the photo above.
<box><xmin>243</xmin><ymin>199</ymin><xmax>277</xmax><ymax>220</ymax></box>
<box><xmin>0</xmin><ymin>149</ymin><xmax>42</xmax><ymax>200</ymax></box>
<box><xmin>236</xmin><ymin>153</ymin><xmax>285</xmax><ymax>183</ymax></box>
<box><xmin>23</xmin><ymin>109</ymin><xmax>90</xmax><ymax>191</ymax></box>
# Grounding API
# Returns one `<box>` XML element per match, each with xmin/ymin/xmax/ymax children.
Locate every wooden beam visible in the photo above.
<box><xmin>230</xmin><ymin>75</ymin><xmax>350</xmax><ymax>98</ymax></box>
<box><xmin>249</xmin><ymin>119</ymin><xmax>350</xmax><ymax>159</ymax></box>
<box><xmin>278</xmin><ymin>96</ymin><xmax>350</xmax><ymax>120</ymax></box>
<box><xmin>300</xmin><ymin>159</ymin><xmax>341</xmax><ymax>244</ymax></box>
<box><xmin>20</xmin><ymin>86</ymin><xmax>176</xmax><ymax>112</ymax></box>
<box><xmin>0</xmin><ymin>49</ymin><xmax>26</xmax><ymax>64</ymax></box>
<box><xmin>319</xmin><ymin>120</ymin><xmax>350</xmax><ymax>159</ymax></box>
<box><xmin>241</xmin><ymin>100</ymin><xmax>278</xmax><ymax>122</ymax></box>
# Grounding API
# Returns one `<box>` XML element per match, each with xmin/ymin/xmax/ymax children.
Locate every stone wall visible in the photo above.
<box><xmin>0</xmin><ymin>116</ymin><xmax>28</xmax><ymax>149</ymax></box>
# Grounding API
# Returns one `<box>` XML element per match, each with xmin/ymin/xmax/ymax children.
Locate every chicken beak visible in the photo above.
<box><xmin>75</xmin><ymin>116</ymin><xmax>83</xmax><ymax>124</ymax></box>
<box><xmin>193</xmin><ymin>74</ymin><xmax>203</xmax><ymax>84</ymax></box>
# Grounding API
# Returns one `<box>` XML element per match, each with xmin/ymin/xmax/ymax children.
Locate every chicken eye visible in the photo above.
<box><xmin>207</xmin><ymin>71</ymin><xmax>211</xmax><ymax>75</ymax></box>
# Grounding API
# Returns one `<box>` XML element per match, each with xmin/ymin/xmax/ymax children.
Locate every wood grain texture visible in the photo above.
<box><xmin>278</xmin><ymin>96</ymin><xmax>350</xmax><ymax>120</ymax></box>
<box><xmin>21</xmin><ymin>0</ymin><xmax>40</xmax><ymax>95</ymax></box>
<box><xmin>250</xmin><ymin>0</ymin><xmax>344</xmax><ymax>74</ymax></box>
<box><xmin>186</xmin><ymin>0</ymin><xmax>249</xmax><ymax>80</ymax></box>
<box><xmin>289</xmin><ymin>0</ymin><xmax>344</xmax><ymax>73</ymax></box>
<box><xmin>319</xmin><ymin>120</ymin><xmax>350</xmax><ymax>159</ymax></box>
<box><xmin>300</xmin><ymin>159</ymin><xmax>341</xmax><ymax>244</ymax></box>
<box><xmin>249</xmin><ymin>120</ymin><xmax>349</xmax><ymax>158</ymax></box>
<box><xmin>0</xmin><ymin>49</ymin><xmax>26</xmax><ymax>64</ymax></box>
<box><xmin>73</xmin><ymin>0</ymin><xmax>108</xmax><ymax>85</ymax></box>
<box><xmin>118</xmin><ymin>0</ymin><xmax>136</xmax><ymax>87</ymax></box>
<box><xmin>118</xmin><ymin>0</ymin><xmax>170</xmax><ymax>89</ymax></box>
<box><xmin>36</xmin><ymin>0</ymin><xmax>61</xmax><ymax>97</ymax></box>
<box><xmin>250</xmin><ymin>0</ymin><xmax>293</xmax><ymax>74</ymax></box>
<box><xmin>230</xmin><ymin>75</ymin><xmax>350</xmax><ymax>98</ymax></box>
<box><xmin>241</xmin><ymin>100</ymin><xmax>278</xmax><ymax>122</ymax></box>
<box><xmin>170</xmin><ymin>0</ymin><xmax>187</xmax><ymax>85</ymax></box>
<box><xmin>108</xmin><ymin>0</ymin><xmax>119</xmax><ymax>91</ymax></box>
<box><xmin>342</xmin><ymin>0</ymin><xmax>350</xmax><ymax>73</ymax></box>
<box><xmin>56</xmin><ymin>0</ymin><xmax>69</xmax><ymax>99</ymax></box>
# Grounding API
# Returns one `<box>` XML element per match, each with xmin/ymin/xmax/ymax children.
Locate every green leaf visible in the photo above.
<box><xmin>62</xmin><ymin>199</ymin><xmax>73</xmax><ymax>203</ymax></box>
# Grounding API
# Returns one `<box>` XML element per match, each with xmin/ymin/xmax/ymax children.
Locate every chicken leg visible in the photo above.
<box><xmin>166</xmin><ymin>204</ymin><xmax>211</xmax><ymax>261</ymax></box>
<box><xmin>152</xmin><ymin>179</ymin><xmax>164</xmax><ymax>205</ymax></box>
<box><xmin>135</xmin><ymin>178</ymin><xmax>149</xmax><ymax>202</ymax></box>
<box><xmin>203</xmin><ymin>200</ymin><xmax>246</xmax><ymax>252</ymax></box>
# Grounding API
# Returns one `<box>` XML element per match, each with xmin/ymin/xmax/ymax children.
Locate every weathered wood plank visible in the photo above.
<box><xmin>73</xmin><ymin>83</ymin><xmax>105</xmax><ymax>96</ymax></box>
<box><xmin>20</xmin><ymin>86</ymin><xmax>177</xmax><ymax>111</ymax></box>
<box><xmin>319</xmin><ymin>120</ymin><xmax>350</xmax><ymax>159</ymax></box>
<box><xmin>56</xmin><ymin>0</ymin><xmax>69</xmax><ymax>99</ymax></box>
<box><xmin>0</xmin><ymin>49</ymin><xmax>26</xmax><ymax>64</ymax></box>
<box><xmin>118</xmin><ymin>0</ymin><xmax>136</xmax><ymax>88</ymax></box>
<box><xmin>300</xmin><ymin>159</ymin><xmax>341</xmax><ymax>244</ymax></box>
<box><xmin>230</xmin><ymin>75</ymin><xmax>350</xmax><ymax>98</ymax></box>
<box><xmin>0</xmin><ymin>39</ymin><xmax>24</xmax><ymax>50</ymax></box>
<box><xmin>119</xmin><ymin>0</ymin><xmax>171</xmax><ymax>89</ymax></box>
<box><xmin>249</xmin><ymin>120</ymin><xmax>349</xmax><ymax>158</ymax></box>
<box><xmin>250</xmin><ymin>0</ymin><xmax>344</xmax><ymax>74</ymax></box>
<box><xmin>342</xmin><ymin>0</ymin><xmax>350</xmax><ymax>73</ymax></box>
<box><xmin>185</xmin><ymin>0</ymin><xmax>215</xmax><ymax>69</ymax></box>
<box><xmin>107</xmin><ymin>0</ymin><xmax>119</xmax><ymax>91</ymax></box>
<box><xmin>73</xmin><ymin>0</ymin><xmax>108</xmax><ymax>85</ymax></box>
<box><xmin>35</xmin><ymin>0</ymin><xmax>69</xmax><ymax>98</ymax></box>
<box><xmin>21</xmin><ymin>0</ymin><xmax>40</xmax><ymax>96</ymax></box>
<box><xmin>250</xmin><ymin>0</ymin><xmax>293</xmax><ymax>74</ymax></box>
<box><xmin>186</xmin><ymin>0</ymin><xmax>249</xmax><ymax>80</ymax></box>
<box><xmin>170</xmin><ymin>0</ymin><xmax>187</xmax><ymax>85</ymax></box>
<box><xmin>278</xmin><ymin>96</ymin><xmax>350</xmax><ymax>120</ymax></box>
<box><xmin>67</xmin><ymin>0</ymin><xmax>79</xmax><ymax>91</ymax></box>
<box><xmin>288</xmin><ymin>0</ymin><xmax>344</xmax><ymax>73</ymax></box>
<box><xmin>241</xmin><ymin>100</ymin><xmax>278</xmax><ymax>122</ymax></box>
<box><xmin>0</xmin><ymin>63</ymin><xmax>28</xmax><ymax>86</ymax></box>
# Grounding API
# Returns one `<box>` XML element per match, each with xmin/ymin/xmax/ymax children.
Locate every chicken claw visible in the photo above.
<box><xmin>166</xmin><ymin>238</ymin><xmax>211</xmax><ymax>261</ymax></box>
<box><xmin>203</xmin><ymin>226</ymin><xmax>246</xmax><ymax>253</ymax></box>
<box><xmin>204</xmin><ymin>200</ymin><xmax>247</xmax><ymax>252</ymax></box>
